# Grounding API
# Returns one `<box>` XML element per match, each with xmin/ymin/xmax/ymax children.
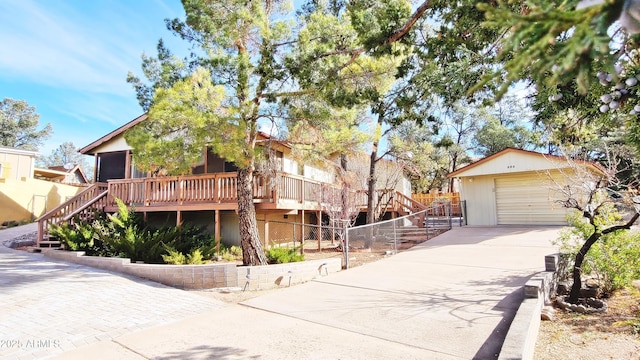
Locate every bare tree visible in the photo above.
<box><xmin>350</xmin><ymin>155</ymin><xmax>406</xmax><ymax>222</ymax></box>
<box><xmin>548</xmin><ymin>151</ymin><xmax>640</xmax><ymax>304</ymax></box>
<box><xmin>318</xmin><ymin>164</ymin><xmax>360</xmax><ymax>249</ymax></box>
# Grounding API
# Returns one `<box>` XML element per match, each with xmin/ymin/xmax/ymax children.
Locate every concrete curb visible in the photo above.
<box><xmin>498</xmin><ymin>253</ymin><xmax>567</xmax><ymax>360</ymax></box>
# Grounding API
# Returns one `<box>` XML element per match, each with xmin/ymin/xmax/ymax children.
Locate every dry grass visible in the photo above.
<box><xmin>535</xmin><ymin>288</ymin><xmax>640</xmax><ymax>360</ymax></box>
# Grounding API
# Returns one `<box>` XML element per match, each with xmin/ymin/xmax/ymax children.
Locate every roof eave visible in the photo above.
<box><xmin>79</xmin><ymin>113</ymin><xmax>148</xmax><ymax>155</ymax></box>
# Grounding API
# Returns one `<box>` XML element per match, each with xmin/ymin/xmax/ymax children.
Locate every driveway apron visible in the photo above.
<box><xmin>0</xmin><ymin>224</ymin><xmax>224</xmax><ymax>360</ymax></box>
<box><xmin>1</xmin><ymin>225</ymin><xmax>560</xmax><ymax>359</ymax></box>
<box><xmin>241</xmin><ymin>226</ymin><xmax>560</xmax><ymax>359</ymax></box>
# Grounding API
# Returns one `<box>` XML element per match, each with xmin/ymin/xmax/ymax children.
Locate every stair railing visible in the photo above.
<box><xmin>36</xmin><ymin>183</ymin><xmax>108</xmax><ymax>246</ymax></box>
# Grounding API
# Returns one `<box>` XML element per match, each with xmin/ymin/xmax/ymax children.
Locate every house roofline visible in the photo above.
<box><xmin>48</xmin><ymin>164</ymin><xmax>90</xmax><ymax>183</ymax></box>
<box><xmin>79</xmin><ymin>113</ymin><xmax>291</xmax><ymax>155</ymax></box>
<box><xmin>34</xmin><ymin>167</ymin><xmax>68</xmax><ymax>177</ymax></box>
<box><xmin>0</xmin><ymin>146</ymin><xmax>38</xmax><ymax>157</ymax></box>
<box><xmin>71</xmin><ymin>164</ymin><xmax>90</xmax><ymax>183</ymax></box>
<box><xmin>446</xmin><ymin>147</ymin><xmax>606</xmax><ymax>178</ymax></box>
<box><xmin>79</xmin><ymin>113</ymin><xmax>148</xmax><ymax>155</ymax></box>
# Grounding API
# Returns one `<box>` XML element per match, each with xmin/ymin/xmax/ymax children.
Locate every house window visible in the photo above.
<box><xmin>0</xmin><ymin>163</ymin><xmax>4</xmax><ymax>179</ymax></box>
<box><xmin>224</xmin><ymin>161</ymin><xmax>238</xmax><ymax>172</ymax></box>
<box><xmin>97</xmin><ymin>151</ymin><xmax>126</xmax><ymax>182</ymax></box>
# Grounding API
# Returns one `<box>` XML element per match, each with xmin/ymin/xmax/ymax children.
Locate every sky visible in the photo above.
<box><xmin>0</xmin><ymin>0</ymin><xmax>188</xmax><ymax>156</ymax></box>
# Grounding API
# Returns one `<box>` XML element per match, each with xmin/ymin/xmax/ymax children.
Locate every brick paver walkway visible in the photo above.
<box><xmin>0</xmin><ymin>224</ymin><xmax>224</xmax><ymax>360</ymax></box>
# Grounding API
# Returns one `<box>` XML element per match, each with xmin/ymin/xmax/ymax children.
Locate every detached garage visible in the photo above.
<box><xmin>447</xmin><ymin>148</ymin><xmax>603</xmax><ymax>226</ymax></box>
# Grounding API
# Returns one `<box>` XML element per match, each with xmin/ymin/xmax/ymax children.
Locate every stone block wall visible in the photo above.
<box><xmin>237</xmin><ymin>259</ymin><xmax>341</xmax><ymax>291</ymax></box>
<box><xmin>43</xmin><ymin>250</ymin><xmax>341</xmax><ymax>290</ymax></box>
<box><xmin>498</xmin><ymin>253</ymin><xmax>570</xmax><ymax>360</ymax></box>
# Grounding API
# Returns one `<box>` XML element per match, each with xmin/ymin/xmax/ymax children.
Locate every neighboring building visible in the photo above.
<box><xmin>38</xmin><ymin>114</ymin><xmax>414</xmax><ymax>246</ymax></box>
<box><xmin>34</xmin><ymin>164</ymin><xmax>89</xmax><ymax>185</ymax></box>
<box><xmin>0</xmin><ymin>146</ymin><xmax>84</xmax><ymax>224</ymax></box>
<box><xmin>0</xmin><ymin>146</ymin><xmax>36</xmax><ymax>180</ymax></box>
<box><xmin>447</xmin><ymin>148</ymin><xmax>604</xmax><ymax>226</ymax></box>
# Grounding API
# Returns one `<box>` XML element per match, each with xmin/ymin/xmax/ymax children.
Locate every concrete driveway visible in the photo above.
<box><xmin>1</xmin><ymin>225</ymin><xmax>560</xmax><ymax>359</ymax></box>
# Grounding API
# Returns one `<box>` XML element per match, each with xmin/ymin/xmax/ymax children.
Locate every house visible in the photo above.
<box><xmin>37</xmin><ymin>113</ymin><xmax>415</xmax><ymax>246</ymax></box>
<box><xmin>447</xmin><ymin>148</ymin><xmax>604</xmax><ymax>226</ymax></box>
<box><xmin>0</xmin><ymin>146</ymin><xmax>84</xmax><ymax>224</ymax></box>
<box><xmin>0</xmin><ymin>145</ymin><xmax>36</xmax><ymax>180</ymax></box>
<box><xmin>34</xmin><ymin>164</ymin><xmax>89</xmax><ymax>185</ymax></box>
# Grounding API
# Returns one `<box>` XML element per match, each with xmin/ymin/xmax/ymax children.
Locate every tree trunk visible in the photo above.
<box><xmin>448</xmin><ymin>151</ymin><xmax>458</xmax><ymax>193</ymax></box>
<box><xmin>567</xmin><ymin>211</ymin><xmax>640</xmax><ymax>303</ymax></box>
<box><xmin>364</xmin><ymin>126</ymin><xmax>381</xmax><ymax>249</ymax></box>
<box><xmin>340</xmin><ymin>153</ymin><xmax>349</xmax><ymax>222</ymax></box>
<box><xmin>367</xmin><ymin>118</ymin><xmax>383</xmax><ymax>225</ymax></box>
<box><xmin>237</xmin><ymin>167</ymin><xmax>268</xmax><ymax>266</ymax></box>
<box><xmin>568</xmin><ymin>231</ymin><xmax>600</xmax><ymax>303</ymax></box>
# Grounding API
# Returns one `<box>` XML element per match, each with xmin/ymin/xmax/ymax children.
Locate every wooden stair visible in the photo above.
<box><xmin>36</xmin><ymin>183</ymin><xmax>109</xmax><ymax>248</ymax></box>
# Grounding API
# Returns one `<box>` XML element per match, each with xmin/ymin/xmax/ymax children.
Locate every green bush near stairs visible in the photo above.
<box><xmin>49</xmin><ymin>198</ymin><xmax>216</xmax><ymax>264</ymax></box>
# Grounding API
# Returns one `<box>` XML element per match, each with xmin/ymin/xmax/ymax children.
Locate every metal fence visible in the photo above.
<box><xmin>257</xmin><ymin>202</ymin><xmax>459</xmax><ymax>269</ymax></box>
<box><xmin>344</xmin><ymin>203</ymin><xmax>455</xmax><ymax>268</ymax></box>
<box><xmin>257</xmin><ymin>219</ymin><xmax>345</xmax><ymax>254</ymax></box>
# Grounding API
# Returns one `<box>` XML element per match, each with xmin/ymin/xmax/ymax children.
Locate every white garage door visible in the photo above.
<box><xmin>495</xmin><ymin>172</ymin><xmax>568</xmax><ymax>225</ymax></box>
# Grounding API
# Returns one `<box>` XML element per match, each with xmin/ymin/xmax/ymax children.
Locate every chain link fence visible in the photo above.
<box><xmin>257</xmin><ymin>219</ymin><xmax>345</xmax><ymax>255</ymax></box>
<box><xmin>344</xmin><ymin>203</ymin><xmax>454</xmax><ymax>268</ymax></box>
<box><xmin>257</xmin><ymin>202</ymin><xmax>458</xmax><ymax>268</ymax></box>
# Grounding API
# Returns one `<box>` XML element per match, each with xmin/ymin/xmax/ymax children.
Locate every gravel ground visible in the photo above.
<box><xmin>534</xmin><ymin>288</ymin><xmax>640</xmax><ymax>360</ymax></box>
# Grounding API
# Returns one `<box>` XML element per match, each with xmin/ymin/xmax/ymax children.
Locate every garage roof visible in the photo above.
<box><xmin>447</xmin><ymin>148</ymin><xmax>605</xmax><ymax>178</ymax></box>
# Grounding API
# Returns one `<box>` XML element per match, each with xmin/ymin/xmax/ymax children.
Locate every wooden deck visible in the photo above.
<box><xmin>105</xmin><ymin>172</ymin><xmax>356</xmax><ymax>212</ymax></box>
<box><xmin>36</xmin><ymin>172</ymin><xmax>413</xmax><ymax>246</ymax></box>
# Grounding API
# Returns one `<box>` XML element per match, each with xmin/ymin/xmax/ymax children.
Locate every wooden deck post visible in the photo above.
<box><xmin>176</xmin><ymin>210</ymin><xmax>182</xmax><ymax>228</ymax></box>
<box><xmin>264</xmin><ymin>214</ymin><xmax>270</xmax><ymax>249</ymax></box>
<box><xmin>301</xmin><ymin>209</ymin><xmax>305</xmax><ymax>255</ymax></box>
<box><xmin>317</xmin><ymin>210</ymin><xmax>322</xmax><ymax>251</ymax></box>
<box><xmin>214</xmin><ymin>174</ymin><xmax>220</xmax><ymax>203</ymax></box>
<box><xmin>214</xmin><ymin>209</ymin><xmax>220</xmax><ymax>254</ymax></box>
<box><xmin>124</xmin><ymin>150</ymin><xmax>132</xmax><ymax>179</ymax></box>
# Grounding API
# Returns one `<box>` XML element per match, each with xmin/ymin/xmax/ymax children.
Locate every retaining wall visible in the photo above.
<box><xmin>498</xmin><ymin>253</ymin><xmax>570</xmax><ymax>360</ymax></box>
<box><xmin>43</xmin><ymin>250</ymin><xmax>342</xmax><ymax>290</ymax></box>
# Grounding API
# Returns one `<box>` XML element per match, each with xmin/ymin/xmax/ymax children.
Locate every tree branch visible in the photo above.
<box><xmin>380</xmin><ymin>0</ymin><xmax>432</xmax><ymax>46</ymax></box>
<box><xmin>312</xmin><ymin>1</ymin><xmax>432</xmax><ymax>61</ymax></box>
<box><xmin>601</xmin><ymin>212</ymin><xmax>640</xmax><ymax>235</ymax></box>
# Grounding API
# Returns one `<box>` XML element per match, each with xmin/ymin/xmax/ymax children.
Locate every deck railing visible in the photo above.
<box><xmin>107</xmin><ymin>172</ymin><xmax>402</xmax><ymax>212</ymax></box>
<box><xmin>107</xmin><ymin>172</ymin><xmax>328</xmax><ymax>208</ymax></box>
<box><xmin>37</xmin><ymin>172</ymin><xmax>414</xmax><ymax>245</ymax></box>
<box><xmin>412</xmin><ymin>192</ymin><xmax>461</xmax><ymax>215</ymax></box>
<box><xmin>108</xmin><ymin>173</ymin><xmax>242</xmax><ymax>206</ymax></box>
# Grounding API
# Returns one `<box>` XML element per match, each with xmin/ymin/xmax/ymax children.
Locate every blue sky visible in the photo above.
<box><xmin>0</xmin><ymin>0</ymin><xmax>187</xmax><ymax>156</ymax></box>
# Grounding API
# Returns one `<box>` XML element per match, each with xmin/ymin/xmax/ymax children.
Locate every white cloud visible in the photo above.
<box><xmin>0</xmin><ymin>0</ymin><xmax>182</xmax><ymax>96</ymax></box>
<box><xmin>0</xmin><ymin>0</ymin><xmax>189</xmax><ymax>153</ymax></box>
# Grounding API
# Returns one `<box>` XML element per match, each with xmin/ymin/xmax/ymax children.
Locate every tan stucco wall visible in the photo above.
<box><xmin>0</xmin><ymin>178</ymin><xmax>84</xmax><ymax>223</ymax></box>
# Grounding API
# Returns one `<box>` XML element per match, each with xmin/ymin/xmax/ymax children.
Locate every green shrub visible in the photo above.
<box><xmin>215</xmin><ymin>244</ymin><xmax>242</xmax><ymax>262</ymax></box>
<box><xmin>93</xmin><ymin>199</ymin><xmax>149</xmax><ymax>262</ymax></box>
<box><xmin>266</xmin><ymin>246</ymin><xmax>304</xmax><ymax>264</ymax></box>
<box><xmin>162</xmin><ymin>247</ymin><xmax>187</xmax><ymax>264</ymax></box>
<box><xmin>49</xmin><ymin>213</ymin><xmax>114</xmax><ymax>256</ymax></box>
<box><xmin>171</xmin><ymin>225</ymin><xmax>213</xmax><ymax>254</ymax></box>
<box><xmin>51</xmin><ymin>198</ymin><xmax>218</xmax><ymax>265</ymax></box>
<box><xmin>186</xmin><ymin>248</ymin><xmax>204</xmax><ymax>264</ymax></box>
<box><xmin>162</xmin><ymin>247</ymin><xmax>207</xmax><ymax>265</ymax></box>
<box><xmin>556</xmin><ymin>209</ymin><xmax>640</xmax><ymax>294</ymax></box>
